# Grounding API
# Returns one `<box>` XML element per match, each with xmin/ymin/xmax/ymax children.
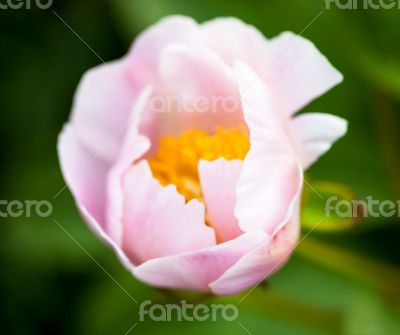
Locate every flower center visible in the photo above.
<box><xmin>148</xmin><ymin>127</ymin><xmax>250</xmax><ymax>202</ymax></box>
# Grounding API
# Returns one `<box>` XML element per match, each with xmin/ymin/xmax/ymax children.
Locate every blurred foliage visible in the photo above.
<box><xmin>1</xmin><ymin>0</ymin><xmax>400</xmax><ymax>334</ymax></box>
<box><xmin>301</xmin><ymin>181</ymin><xmax>359</xmax><ymax>232</ymax></box>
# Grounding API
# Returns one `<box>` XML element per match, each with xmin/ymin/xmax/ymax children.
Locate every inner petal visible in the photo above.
<box><xmin>148</xmin><ymin>127</ymin><xmax>250</xmax><ymax>202</ymax></box>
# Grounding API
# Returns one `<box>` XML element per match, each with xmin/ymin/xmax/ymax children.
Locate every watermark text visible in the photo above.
<box><xmin>139</xmin><ymin>300</ymin><xmax>239</xmax><ymax>322</ymax></box>
<box><xmin>0</xmin><ymin>200</ymin><xmax>53</xmax><ymax>218</ymax></box>
<box><xmin>325</xmin><ymin>0</ymin><xmax>400</xmax><ymax>9</ymax></box>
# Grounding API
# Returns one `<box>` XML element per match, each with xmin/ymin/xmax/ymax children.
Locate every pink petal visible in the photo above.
<box><xmin>202</xmin><ymin>17</ymin><xmax>269</xmax><ymax>72</ymax></box>
<box><xmin>106</xmin><ymin>87</ymin><xmax>152</xmax><ymax>242</ymax></box>
<box><xmin>202</xmin><ymin>19</ymin><xmax>342</xmax><ymax>116</ymax></box>
<box><xmin>265</xmin><ymin>32</ymin><xmax>343</xmax><ymax>115</ymax></box>
<box><xmin>121</xmin><ymin>160</ymin><xmax>216</xmax><ymax>264</ymax></box>
<box><xmin>71</xmin><ymin>16</ymin><xmax>203</xmax><ymax>164</ymax></box>
<box><xmin>159</xmin><ymin>44</ymin><xmax>236</xmax><ymax>99</ymax></box>
<box><xmin>141</xmin><ymin>43</ymin><xmax>243</xmax><ymax>143</ymax></box>
<box><xmin>198</xmin><ymin>159</ymin><xmax>244</xmax><ymax>242</ymax></box>
<box><xmin>133</xmin><ymin>230</ymin><xmax>269</xmax><ymax>292</ymax></box>
<box><xmin>209</xmin><ymin>209</ymin><xmax>300</xmax><ymax>295</ymax></box>
<box><xmin>128</xmin><ymin>16</ymin><xmax>202</xmax><ymax>75</ymax></box>
<box><xmin>71</xmin><ymin>59</ymin><xmax>140</xmax><ymax>163</ymax></box>
<box><xmin>57</xmin><ymin>125</ymin><xmax>108</xmax><ymax>228</ymax></box>
<box><xmin>234</xmin><ymin>61</ymin><xmax>303</xmax><ymax>234</ymax></box>
<box><xmin>291</xmin><ymin>113</ymin><xmax>348</xmax><ymax>169</ymax></box>
<box><xmin>78</xmin><ymin>205</ymin><xmax>135</xmax><ymax>272</ymax></box>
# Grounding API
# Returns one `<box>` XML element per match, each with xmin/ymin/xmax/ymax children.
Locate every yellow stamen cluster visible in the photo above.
<box><xmin>148</xmin><ymin>127</ymin><xmax>250</xmax><ymax>202</ymax></box>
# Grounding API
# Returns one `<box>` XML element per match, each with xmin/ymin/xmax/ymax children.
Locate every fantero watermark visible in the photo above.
<box><xmin>139</xmin><ymin>300</ymin><xmax>239</xmax><ymax>322</ymax></box>
<box><xmin>0</xmin><ymin>0</ymin><xmax>53</xmax><ymax>10</ymax></box>
<box><xmin>325</xmin><ymin>196</ymin><xmax>400</xmax><ymax>218</ymax></box>
<box><xmin>0</xmin><ymin>200</ymin><xmax>53</xmax><ymax>218</ymax></box>
<box><xmin>147</xmin><ymin>95</ymin><xmax>240</xmax><ymax>115</ymax></box>
<box><xmin>325</xmin><ymin>0</ymin><xmax>400</xmax><ymax>9</ymax></box>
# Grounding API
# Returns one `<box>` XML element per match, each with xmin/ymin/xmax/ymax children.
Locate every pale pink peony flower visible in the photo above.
<box><xmin>58</xmin><ymin>16</ymin><xmax>347</xmax><ymax>295</ymax></box>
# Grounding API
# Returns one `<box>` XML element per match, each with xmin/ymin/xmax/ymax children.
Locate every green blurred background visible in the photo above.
<box><xmin>1</xmin><ymin>0</ymin><xmax>400</xmax><ymax>334</ymax></box>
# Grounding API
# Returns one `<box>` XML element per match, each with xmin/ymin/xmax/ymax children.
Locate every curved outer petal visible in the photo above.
<box><xmin>209</xmin><ymin>208</ymin><xmax>300</xmax><ymax>295</ymax></box>
<box><xmin>121</xmin><ymin>160</ymin><xmax>216</xmax><ymax>264</ymax></box>
<box><xmin>70</xmin><ymin>16</ymin><xmax>204</xmax><ymax>165</ymax></box>
<box><xmin>133</xmin><ymin>230</ymin><xmax>270</xmax><ymax>292</ymax></box>
<box><xmin>128</xmin><ymin>16</ymin><xmax>203</xmax><ymax>74</ymax></box>
<box><xmin>234</xmin><ymin>61</ymin><xmax>303</xmax><ymax>235</ymax></box>
<box><xmin>58</xmin><ymin>125</ymin><xmax>108</xmax><ymax>227</ymax></box>
<box><xmin>198</xmin><ymin>158</ymin><xmax>244</xmax><ymax>243</ymax></box>
<box><xmin>291</xmin><ymin>112</ymin><xmax>348</xmax><ymax>169</ymax></box>
<box><xmin>106</xmin><ymin>87</ymin><xmax>152</xmax><ymax>242</ymax></box>
<box><xmin>202</xmin><ymin>17</ymin><xmax>270</xmax><ymax>72</ymax></box>
<box><xmin>78</xmin><ymin>205</ymin><xmax>135</xmax><ymax>272</ymax></box>
<box><xmin>202</xmin><ymin>18</ymin><xmax>343</xmax><ymax>115</ymax></box>
<box><xmin>71</xmin><ymin>59</ymin><xmax>140</xmax><ymax>164</ymax></box>
<box><xmin>265</xmin><ymin>32</ymin><xmax>343</xmax><ymax>115</ymax></box>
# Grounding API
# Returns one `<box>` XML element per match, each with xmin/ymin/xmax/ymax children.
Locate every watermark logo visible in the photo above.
<box><xmin>147</xmin><ymin>95</ymin><xmax>240</xmax><ymax>115</ymax></box>
<box><xmin>0</xmin><ymin>0</ymin><xmax>53</xmax><ymax>10</ymax></box>
<box><xmin>325</xmin><ymin>196</ymin><xmax>400</xmax><ymax>218</ymax></box>
<box><xmin>139</xmin><ymin>300</ymin><xmax>239</xmax><ymax>322</ymax></box>
<box><xmin>325</xmin><ymin>0</ymin><xmax>400</xmax><ymax>9</ymax></box>
<box><xmin>0</xmin><ymin>200</ymin><xmax>53</xmax><ymax>218</ymax></box>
